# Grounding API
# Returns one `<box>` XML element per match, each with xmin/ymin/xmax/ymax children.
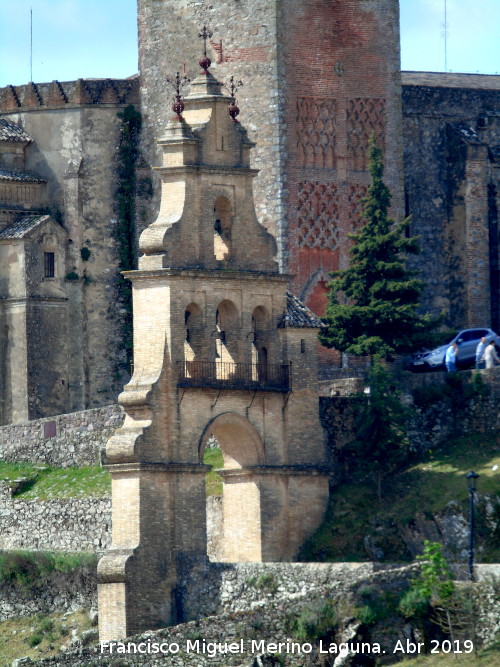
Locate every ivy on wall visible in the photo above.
<box><xmin>114</xmin><ymin>104</ymin><xmax>142</xmax><ymax>365</ymax></box>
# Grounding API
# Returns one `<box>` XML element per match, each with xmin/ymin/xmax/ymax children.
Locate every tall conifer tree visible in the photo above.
<box><xmin>320</xmin><ymin>136</ymin><xmax>434</xmax><ymax>360</ymax></box>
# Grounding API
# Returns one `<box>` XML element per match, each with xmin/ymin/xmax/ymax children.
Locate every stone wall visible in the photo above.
<box><xmin>402</xmin><ymin>73</ymin><xmax>500</xmax><ymax>330</ymax></box>
<box><xmin>320</xmin><ymin>368</ymin><xmax>500</xmax><ymax>458</ymax></box>
<box><xmin>407</xmin><ymin>369</ymin><xmax>500</xmax><ymax>451</ymax></box>
<box><xmin>0</xmin><ymin>404</ymin><xmax>123</xmax><ymax>467</ymax></box>
<box><xmin>30</xmin><ymin>563</ymin><xmax>500</xmax><ymax>666</ymax></box>
<box><xmin>0</xmin><ymin>566</ymin><xmax>97</xmax><ymax>622</ymax></box>
<box><xmin>0</xmin><ymin>79</ymin><xmax>140</xmax><ymax>423</ymax></box>
<box><xmin>177</xmin><ymin>560</ymin><xmax>399</xmax><ymax>622</ymax></box>
<box><xmin>0</xmin><ymin>484</ymin><xmax>111</xmax><ymax>552</ymax></box>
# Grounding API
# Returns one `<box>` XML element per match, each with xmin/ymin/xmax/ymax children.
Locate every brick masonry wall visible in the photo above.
<box><xmin>280</xmin><ymin>0</ymin><xmax>404</xmax><ymax>306</ymax></box>
<box><xmin>0</xmin><ymin>404</ymin><xmax>123</xmax><ymax>467</ymax></box>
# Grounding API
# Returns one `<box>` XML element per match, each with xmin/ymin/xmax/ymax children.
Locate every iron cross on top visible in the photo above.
<box><xmin>198</xmin><ymin>25</ymin><xmax>213</xmax><ymax>71</ymax></box>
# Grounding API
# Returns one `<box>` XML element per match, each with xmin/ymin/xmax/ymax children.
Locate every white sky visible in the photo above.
<box><xmin>0</xmin><ymin>0</ymin><xmax>499</xmax><ymax>88</ymax></box>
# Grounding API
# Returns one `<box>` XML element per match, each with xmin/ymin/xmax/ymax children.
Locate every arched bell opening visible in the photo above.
<box><xmin>214</xmin><ymin>300</ymin><xmax>240</xmax><ymax>377</ymax></box>
<box><xmin>183</xmin><ymin>302</ymin><xmax>205</xmax><ymax>380</ymax></box>
<box><xmin>251</xmin><ymin>306</ymin><xmax>271</xmax><ymax>381</ymax></box>
<box><xmin>213</xmin><ymin>196</ymin><xmax>233</xmax><ymax>261</ymax></box>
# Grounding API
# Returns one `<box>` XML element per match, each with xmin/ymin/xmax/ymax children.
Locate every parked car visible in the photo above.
<box><xmin>409</xmin><ymin>328</ymin><xmax>500</xmax><ymax>372</ymax></box>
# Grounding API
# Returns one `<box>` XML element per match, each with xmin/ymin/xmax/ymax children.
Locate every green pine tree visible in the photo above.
<box><xmin>345</xmin><ymin>360</ymin><xmax>410</xmax><ymax>500</ymax></box>
<box><xmin>319</xmin><ymin>136</ymin><xmax>435</xmax><ymax>361</ymax></box>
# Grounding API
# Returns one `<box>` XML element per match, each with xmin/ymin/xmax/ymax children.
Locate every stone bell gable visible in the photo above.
<box><xmin>139</xmin><ymin>71</ymin><xmax>278</xmax><ymax>273</ymax></box>
<box><xmin>98</xmin><ymin>63</ymin><xmax>329</xmax><ymax>641</ymax></box>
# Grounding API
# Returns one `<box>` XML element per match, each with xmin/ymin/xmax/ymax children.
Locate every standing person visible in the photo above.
<box><xmin>445</xmin><ymin>342</ymin><xmax>458</xmax><ymax>372</ymax></box>
<box><xmin>483</xmin><ymin>340</ymin><xmax>500</xmax><ymax>369</ymax></box>
<box><xmin>475</xmin><ymin>337</ymin><xmax>487</xmax><ymax>369</ymax></box>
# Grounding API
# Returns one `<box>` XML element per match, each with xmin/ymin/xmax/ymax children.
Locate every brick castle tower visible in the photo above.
<box><xmin>137</xmin><ymin>0</ymin><xmax>404</xmax><ymax>324</ymax></box>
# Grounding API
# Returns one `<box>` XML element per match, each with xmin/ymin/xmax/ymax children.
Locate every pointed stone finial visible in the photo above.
<box><xmin>165</xmin><ymin>72</ymin><xmax>190</xmax><ymax>120</ymax></box>
<box><xmin>198</xmin><ymin>25</ymin><xmax>213</xmax><ymax>72</ymax></box>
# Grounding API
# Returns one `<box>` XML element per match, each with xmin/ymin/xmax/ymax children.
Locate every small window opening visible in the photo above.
<box><xmin>300</xmin><ymin>339</ymin><xmax>306</xmax><ymax>353</ymax></box>
<box><xmin>44</xmin><ymin>252</ymin><xmax>55</xmax><ymax>278</ymax></box>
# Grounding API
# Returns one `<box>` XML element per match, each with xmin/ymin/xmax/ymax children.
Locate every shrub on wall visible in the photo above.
<box><xmin>0</xmin><ymin>550</ymin><xmax>97</xmax><ymax>590</ymax></box>
<box><xmin>115</xmin><ymin>104</ymin><xmax>142</xmax><ymax>365</ymax></box>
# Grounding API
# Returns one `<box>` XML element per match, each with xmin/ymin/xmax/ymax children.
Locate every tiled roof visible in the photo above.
<box><xmin>279</xmin><ymin>291</ymin><xmax>324</xmax><ymax>329</ymax></box>
<box><xmin>0</xmin><ymin>168</ymin><xmax>47</xmax><ymax>183</ymax></box>
<box><xmin>0</xmin><ymin>117</ymin><xmax>32</xmax><ymax>143</ymax></box>
<box><xmin>0</xmin><ymin>215</ymin><xmax>52</xmax><ymax>239</ymax></box>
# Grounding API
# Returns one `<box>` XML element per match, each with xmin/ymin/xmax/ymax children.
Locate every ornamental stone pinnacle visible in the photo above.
<box><xmin>165</xmin><ymin>71</ymin><xmax>190</xmax><ymax>120</ymax></box>
<box><xmin>224</xmin><ymin>75</ymin><xmax>244</xmax><ymax>123</ymax></box>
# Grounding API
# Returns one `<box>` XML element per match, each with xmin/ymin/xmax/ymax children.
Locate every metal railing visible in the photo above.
<box><xmin>177</xmin><ymin>361</ymin><xmax>291</xmax><ymax>392</ymax></box>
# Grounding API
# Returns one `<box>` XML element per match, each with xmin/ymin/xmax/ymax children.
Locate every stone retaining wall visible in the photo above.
<box><xmin>177</xmin><ymin>560</ymin><xmax>400</xmax><ymax>622</ymax></box>
<box><xmin>0</xmin><ymin>405</ymin><xmax>123</xmax><ymax>468</ymax></box>
<box><xmin>0</xmin><ymin>568</ymin><xmax>97</xmax><ymax>622</ymax></box>
<box><xmin>321</xmin><ymin>368</ymin><xmax>500</xmax><ymax>458</ymax></box>
<box><xmin>0</xmin><ymin>485</ymin><xmax>111</xmax><ymax>552</ymax></box>
<box><xmin>30</xmin><ymin>563</ymin><xmax>500</xmax><ymax>666</ymax></box>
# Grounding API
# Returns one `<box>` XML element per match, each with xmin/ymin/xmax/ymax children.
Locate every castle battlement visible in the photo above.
<box><xmin>0</xmin><ymin>77</ymin><xmax>139</xmax><ymax>113</ymax></box>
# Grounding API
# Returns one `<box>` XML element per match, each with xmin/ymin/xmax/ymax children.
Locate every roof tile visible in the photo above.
<box><xmin>0</xmin><ymin>117</ymin><xmax>32</xmax><ymax>143</ymax></box>
<box><xmin>0</xmin><ymin>214</ymin><xmax>52</xmax><ymax>239</ymax></box>
<box><xmin>279</xmin><ymin>291</ymin><xmax>324</xmax><ymax>329</ymax></box>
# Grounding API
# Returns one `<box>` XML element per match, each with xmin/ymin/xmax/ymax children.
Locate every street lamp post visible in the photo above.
<box><xmin>465</xmin><ymin>471</ymin><xmax>479</xmax><ymax>582</ymax></box>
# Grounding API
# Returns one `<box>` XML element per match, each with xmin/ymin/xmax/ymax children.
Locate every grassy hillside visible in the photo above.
<box><xmin>396</xmin><ymin>641</ymin><xmax>500</xmax><ymax>667</ymax></box>
<box><xmin>300</xmin><ymin>433</ymin><xmax>500</xmax><ymax>562</ymax></box>
<box><xmin>0</xmin><ymin>462</ymin><xmax>110</xmax><ymax>500</ymax></box>
<box><xmin>0</xmin><ymin>447</ymin><xmax>223</xmax><ymax>500</ymax></box>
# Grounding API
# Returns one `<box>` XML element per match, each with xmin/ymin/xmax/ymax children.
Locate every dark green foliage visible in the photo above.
<box><xmin>80</xmin><ymin>247</ymin><xmax>91</xmax><ymax>261</ymax></box>
<box><xmin>0</xmin><ymin>550</ymin><xmax>97</xmax><ymax>589</ymax></box>
<box><xmin>27</xmin><ymin>633</ymin><xmax>43</xmax><ymax>647</ymax></box>
<box><xmin>37</xmin><ymin>205</ymin><xmax>63</xmax><ymax>225</ymax></box>
<box><xmin>251</xmin><ymin>572</ymin><xmax>279</xmax><ymax>594</ymax></box>
<box><xmin>115</xmin><ymin>104</ymin><xmax>142</xmax><ymax>364</ymax></box>
<box><xmin>354</xmin><ymin>585</ymin><xmax>398</xmax><ymax>624</ymax></box>
<box><xmin>320</xmin><ymin>136</ymin><xmax>436</xmax><ymax>360</ymax></box>
<box><xmin>398</xmin><ymin>587</ymin><xmax>429</xmax><ymax>619</ymax></box>
<box><xmin>286</xmin><ymin>600</ymin><xmax>337</xmax><ymax>641</ymax></box>
<box><xmin>65</xmin><ymin>270</ymin><xmax>79</xmax><ymax>281</ymax></box>
<box><xmin>342</xmin><ymin>361</ymin><xmax>411</xmax><ymax>500</ymax></box>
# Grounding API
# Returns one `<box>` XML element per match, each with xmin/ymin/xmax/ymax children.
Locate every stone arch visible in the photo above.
<box><xmin>213</xmin><ymin>196</ymin><xmax>233</xmax><ymax>261</ymax></box>
<box><xmin>199</xmin><ymin>411</ymin><xmax>265</xmax><ymax>469</ymax></box>
<box><xmin>200</xmin><ymin>412</ymin><xmax>265</xmax><ymax>562</ymax></box>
